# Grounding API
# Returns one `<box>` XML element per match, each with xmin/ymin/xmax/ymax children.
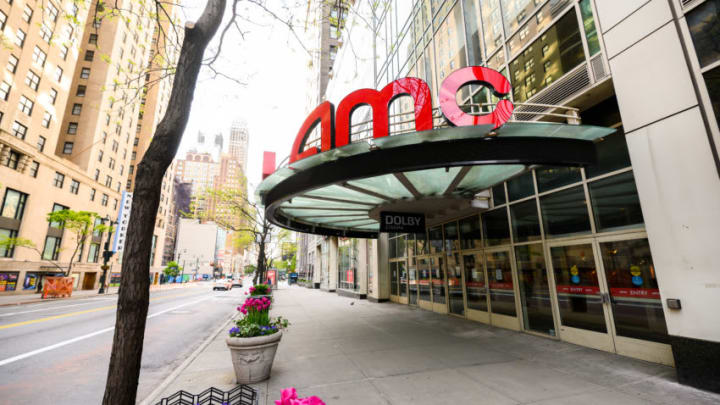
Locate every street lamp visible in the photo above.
<box><xmin>99</xmin><ymin>215</ymin><xmax>117</xmax><ymax>294</ymax></box>
<box><xmin>175</xmin><ymin>248</ymin><xmax>187</xmax><ymax>283</ymax></box>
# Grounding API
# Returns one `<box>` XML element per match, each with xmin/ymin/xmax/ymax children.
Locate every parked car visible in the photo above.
<box><xmin>231</xmin><ymin>277</ymin><xmax>243</xmax><ymax>288</ymax></box>
<box><xmin>213</xmin><ymin>278</ymin><xmax>232</xmax><ymax>291</ymax></box>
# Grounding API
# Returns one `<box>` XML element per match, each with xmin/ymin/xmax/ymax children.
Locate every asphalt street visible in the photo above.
<box><xmin>0</xmin><ymin>281</ymin><xmax>246</xmax><ymax>404</ymax></box>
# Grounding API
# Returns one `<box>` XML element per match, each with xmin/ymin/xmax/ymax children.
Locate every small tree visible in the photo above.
<box><xmin>163</xmin><ymin>261</ymin><xmax>181</xmax><ymax>278</ymax></box>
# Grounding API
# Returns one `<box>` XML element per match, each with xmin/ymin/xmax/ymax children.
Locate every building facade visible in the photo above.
<box><xmin>0</xmin><ymin>0</ymin><xmax>180</xmax><ymax>293</ymax></box>
<box><xmin>229</xmin><ymin>120</ymin><xmax>249</xmax><ymax>173</ymax></box>
<box><xmin>289</xmin><ymin>0</ymin><xmax>720</xmax><ymax>393</ymax></box>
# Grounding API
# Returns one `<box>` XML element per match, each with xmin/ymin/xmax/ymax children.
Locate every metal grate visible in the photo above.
<box><xmin>590</xmin><ymin>53</ymin><xmax>607</xmax><ymax>82</ymax></box>
<box><xmin>513</xmin><ymin>63</ymin><xmax>591</xmax><ymax>121</ymax></box>
<box><xmin>154</xmin><ymin>385</ymin><xmax>257</xmax><ymax>405</ymax></box>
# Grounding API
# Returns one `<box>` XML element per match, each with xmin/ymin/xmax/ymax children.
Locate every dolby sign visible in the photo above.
<box><xmin>380</xmin><ymin>212</ymin><xmax>426</xmax><ymax>233</ymax></box>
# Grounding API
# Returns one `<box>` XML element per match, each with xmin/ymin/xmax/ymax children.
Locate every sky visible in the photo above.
<box><xmin>177</xmin><ymin>0</ymin><xmax>314</xmax><ymax>193</ymax></box>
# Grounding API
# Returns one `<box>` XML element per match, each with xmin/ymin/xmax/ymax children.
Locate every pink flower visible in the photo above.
<box><xmin>275</xmin><ymin>387</ymin><xmax>297</xmax><ymax>405</ymax></box>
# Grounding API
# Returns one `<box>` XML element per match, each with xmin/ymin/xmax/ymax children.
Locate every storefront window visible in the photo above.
<box><xmin>338</xmin><ymin>238</ymin><xmax>358</xmax><ymax>290</ymax></box>
<box><xmin>589</xmin><ymin>172</ymin><xmax>644</xmax><ymax>232</ymax></box>
<box><xmin>507</xmin><ymin>171</ymin><xmax>534</xmax><ymax>201</ymax></box>
<box><xmin>0</xmin><ymin>272</ymin><xmax>19</xmax><ymax>291</ymax></box>
<box><xmin>398</xmin><ymin>261</ymin><xmax>408</xmax><ymax>297</ymax></box>
<box><xmin>600</xmin><ymin>239</ymin><xmax>668</xmax><ymax>343</ymax></box>
<box><xmin>585</xmin><ymin>128</ymin><xmax>632</xmax><ymax>178</ymax></box>
<box><xmin>516</xmin><ymin>244</ymin><xmax>554</xmax><ymax>335</ymax></box>
<box><xmin>540</xmin><ymin>185</ymin><xmax>591</xmax><ymax>237</ymax></box>
<box><xmin>416</xmin><ymin>231</ymin><xmax>428</xmax><ymax>255</ymax></box>
<box><xmin>510</xmin><ymin>199</ymin><xmax>541</xmax><ymax>242</ymax></box>
<box><xmin>535</xmin><ymin>167</ymin><xmax>581</xmax><ymax>193</ymax></box>
<box><xmin>509</xmin><ymin>8</ymin><xmax>585</xmax><ymax>102</ymax></box>
<box><xmin>428</xmin><ymin>226</ymin><xmax>443</xmax><ymax>253</ymax></box>
<box><xmin>463</xmin><ymin>253</ymin><xmax>487</xmax><ymax>311</ymax></box>
<box><xmin>447</xmin><ymin>253</ymin><xmax>464</xmax><ymax>315</ymax></box>
<box><xmin>23</xmin><ymin>272</ymin><xmax>39</xmax><ymax>290</ymax></box>
<box><xmin>418</xmin><ymin>257</ymin><xmax>431</xmax><ymax>301</ymax></box>
<box><xmin>486</xmin><ymin>251</ymin><xmax>515</xmax><ymax>316</ymax></box>
<box><xmin>482</xmin><ymin>208</ymin><xmax>510</xmax><ymax>246</ymax></box>
<box><xmin>492</xmin><ymin>184</ymin><xmax>506</xmax><ymax>206</ymax></box>
<box><xmin>443</xmin><ymin>221</ymin><xmax>459</xmax><ymax>251</ymax></box>
<box><xmin>459</xmin><ymin>215</ymin><xmax>482</xmax><ymax>250</ymax></box>
<box><xmin>686</xmin><ymin>0</ymin><xmax>720</xmax><ymax>68</ymax></box>
<box><xmin>431</xmin><ymin>256</ymin><xmax>446</xmax><ymax>304</ymax></box>
<box><xmin>397</xmin><ymin>235</ymin><xmax>407</xmax><ymax>257</ymax></box>
<box><xmin>390</xmin><ymin>261</ymin><xmax>399</xmax><ymax>295</ymax></box>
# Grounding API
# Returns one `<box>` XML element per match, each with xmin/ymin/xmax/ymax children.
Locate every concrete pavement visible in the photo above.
<box><xmin>150</xmin><ymin>285</ymin><xmax>720</xmax><ymax>405</ymax></box>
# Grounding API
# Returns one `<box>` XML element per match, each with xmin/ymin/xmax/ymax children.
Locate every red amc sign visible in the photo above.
<box><xmin>290</xmin><ymin>66</ymin><xmax>514</xmax><ymax>164</ymax></box>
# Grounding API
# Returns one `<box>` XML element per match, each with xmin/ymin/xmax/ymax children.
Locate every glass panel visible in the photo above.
<box><xmin>551</xmin><ymin>244</ymin><xmax>606</xmax><ymax>333</ymax></box>
<box><xmin>397</xmin><ymin>235</ymin><xmax>407</xmax><ymax>257</ymax></box>
<box><xmin>407</xmin><ymin>234</ymin><xmax>417</xmax><ymax>257</ymax></box>
<box><xmin>463</xmin><ymin>253</ymin><xmax>488</xmax><ymax>311</ymax></box>
<box><xmin>282</xmin><ymin>208</ymin><xmax>369</xmax><ymax>217</ymax></box>
<box><xmin>428</xmin><ymin>226</ymin><xmax>443</xmax><ymax>253</ymax></box>
<box><xmin>1</xmin><ymin>189</ymin><xmax>27</xmax><ymax>220</ymax></box>
<box><xmin>398</xmin><ymin>261</ymin><xmax>408</xmax><ymax>297</ymax></box>
<box><xmin>389</xmin><ymin>237</ymin><xmax>398</xmax><ymax>258</ymax></box>
<box><xmin>507</xmin><ymin>0</ymin><xmax>571</xmax><ymax>57</ymax></box>
<box><xmin>579</xmin><ymin>0</ymin><xmax>600</xmax><ymax>56</ymax></box>
<box><xmin>509</xmin><ymin>8</ymin><xmax>585</xmax><ymax>103</ymax></box>
<box><xmin>480</xmin><ymin>0</ymin><xmax>503</xmax><ymax>56</ymax></box>
<box><xmin>459</xmin><ymin>215</ymin><xmax>482</xmax><ymax>250</ymax></box>
<box><xmin>346</xmin><ymin>174</ymin><xmax>414</xmax><ymax>199</ymax></box>
<box><xmin>456</xmin><ymin>165</ymin><xmax>525</xmax><ymax>195</ymax></box>
<box><xmin>281</xmin><ymin>197</ymin><xmax>363</xmax><ymax>209</ymax></box>
<box><xmin>492</xmin><ymin>184</ymin><xmax>506</xmax><ymax>206</ymax></box>
<box><xmin>600</xmin><ymin>239</ymin><xmax>668</xmax><ymax>343</ymax></box>
<box><xmin>463</xmin><ymin>0</ymin><xmax>485</xmax><ymax>65</ymax></box>
<box><xmin>487</xmin><ymin>250</ymin><xmax>516</xmax><ymax>317</ymax></box>
<box><xmin>304</xmin><ymin>216</ymin><xmax>373</xmax><ymax>224</ymax></box>
<box><xmin>482</xmin><ymin>208</ymin><xmax>511</xmax><ymax>246</ymax></box>
<box><xmin>447</xmin><ymin>252</ymin><xmax>464</xmax><ymax>315</ymax></box>
<box><xmin>703</xmin><ymin>66</ymin><xmax>720</xmax><ymax>126</ymax></box>
<box><xmin>435</xmin><ymin>2</ymin><xmax>467</xmax><ymax>88</ymax></box>
<box><xmin>390</xmin><ymin>261</ymin><xmax>399</xmax><ymax>295</ymax></box>
<box><xmin>585</xmin><ymin>128</ymin><xmax>632</xmax><ymax>178</ymax></box>
<box><xmin>540</xmin><ymin>185</ymin><xmax>591</xmax><ymax>237</ymax></box>
<box><xmin>305</xmin><ymin>185</ymin><xmax>386</xmax><ymax>205</ymax></box>
<box><xmin>686</xmin><ymin>0</ymin><xmax>720</xmax><ymax>68</ymax></box>
<box><xmin>535</xmin><ymin>167</ymin><xmax>581</xmax><ymax>193</ymax></box>
<box><xmin>588</xmin><ymin>171</ymin><xmax>644</xmax><ymax>232</ymax></box>
<box><xmin>506</xmin><ymin>171</ymin><xmax>534</xmax><ymax>201</ymax></box>
<box><xmin>409</xmin><ymin>258</ymin><xmax>418</xmax><ymax>305</ymax></box>
<box><xmin>431</xmin><ymin>256</ymin><xmax>446</xmax><ymax>304</ymax></box>
<box><xmin>0</xmin><ymin>229</ymin><xmax>17</xmax><ymax>257</ymax></box>
<box><xmin>443</xmin><ymin>221</ymin><xmax>459</xmax><ymax>251</ymax></box>
<box><xmin>416</xmin><ymin>231</ymin><xmax>428</xmax><ymax>255</ymax></box>
<box><xmin>418</xmin><ymin>258</ymin><xmax>431</xmax><ymax>302</ymax></box>
<box><xmin>516</xmin><ymin>244</ymin><xmax>555</xmax><ymax>335</ymax></box>
<box><xmin>404</xmin><ymin>167</ymin><xmax>462</xmax><ymax>195</ymax></box>
<box><xmin>510</xmin><ymin>199</ymin><xmax>541</xmax><ymax>242</ymax></box>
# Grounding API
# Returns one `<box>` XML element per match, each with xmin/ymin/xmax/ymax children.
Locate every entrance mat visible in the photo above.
<box><xmin>154</xmin><ymin>385</ymin><xmax>257</xmax><ymax>405</ymax></box>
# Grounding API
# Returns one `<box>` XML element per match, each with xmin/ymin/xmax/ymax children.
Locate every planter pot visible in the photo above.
<box><xmin>226</xmin><ymin>330</ymin><xmax>282</xmax><ymax>384</ymax></box>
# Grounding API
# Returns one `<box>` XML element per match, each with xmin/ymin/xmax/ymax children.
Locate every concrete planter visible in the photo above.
<box><xmin>226</xmin><ymin>330</ymin><xmax>282</xmax><ymax>384</ymax></box>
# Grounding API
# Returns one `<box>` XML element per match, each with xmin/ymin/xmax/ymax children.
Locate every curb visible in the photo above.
<box><xmin>139</xmin><ymin>309</ymin><xmax>238</xmax><ymax>405</ymax></box>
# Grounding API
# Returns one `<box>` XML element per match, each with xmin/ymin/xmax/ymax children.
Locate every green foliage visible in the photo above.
<box><xmin>163</xmin><ymin>261</ymin><xmax>182</xmax><ymax>277</ymax></box>
<box><xmin>0</xmin><ymin>237</ymin><xmax>35</xmax><ymax>251</ymax></box>
<box><xmin>250</xmin><ymin>284</ymin><xmax>269</xmax><ymax>296</ymax></box>
<box><xmin>229</xmin><ymin>316</ymin><xmax>289</xmax><ymax>338</ymax></box>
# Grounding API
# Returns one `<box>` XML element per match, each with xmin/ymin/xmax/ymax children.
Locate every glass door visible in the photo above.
<box><xmin>408</xmin><ymin>258</ymin><xmax>418</xmax><ymax>306</ymax></box>
<box><xmin>516</xmin><ymin>244</ymin><xmax>556</xmax><ymax>336</ymax></box>
<box><xmin>430</xmin><ymin>255</ymin><xmax>447</xmax><ymax>314</ymax></box>
<box><xmin>390</xmin><ymin>261</ymin><xmax>399</xmax><ymax>301</ymax></box>
<box><xmin>486</xmin><ymin>249</ymin><xmax>520</xmax><ymax>330</ymax></box>
<box><xmin>398</xmin><ymin>261</ymin><xmax>408</xmax><ymax>303</ymax></box>
<box><xmin>548</xmin><ymin>241</ymin><xmax>615</xmax><ymax>352</ymax></box>
<box><xmin>463</xmin><ymin>251</ymin><xmax>489</xmax><ymax>323</ymax></box>
<box><xmin>446</xmin><ymin>252</ymin><xmax>465</xmax><ymax>316</ymax></box>
<box><xmin>417</xmin><ymin>257</ymin><xmax>433</xmax><ymax>310</ymax></box>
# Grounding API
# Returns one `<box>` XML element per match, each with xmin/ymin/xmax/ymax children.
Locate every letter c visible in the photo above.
<box><xmin>439</xmin><ymin>66</ymin><xmax>514</xmax><ymax>129</ymax></box>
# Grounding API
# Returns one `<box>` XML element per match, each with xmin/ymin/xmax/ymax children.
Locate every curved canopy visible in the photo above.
<box><xmin>257</xmin><ymin>122</ymin><xmax>615</xmax><ymax>238</ymax></box>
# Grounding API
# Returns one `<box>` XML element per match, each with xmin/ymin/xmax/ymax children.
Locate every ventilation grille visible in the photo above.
<box><xmin>681</xmin><ymin>0</ymin><xmax>698</xmax><ymax>7</ymax></box>
<box><xmin>514</xmin><ymin>63</ymin><xmax>591</xmax><ymax>121</ymax></box>
<box><xmin>590</xmin><ymin>53</ymin><xmax>607</xmax><ymax>81</ymax></box>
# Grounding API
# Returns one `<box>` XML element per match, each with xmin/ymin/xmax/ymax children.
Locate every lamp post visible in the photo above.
<box><xmin>99</xmin><ymin>216</ymin><xmax>117</xmax><ymax>294</ymax></box>
<box><xmin>175</xmin><ymin>248</ymin><xmax>187</xmax><ymax>283</ymax></box>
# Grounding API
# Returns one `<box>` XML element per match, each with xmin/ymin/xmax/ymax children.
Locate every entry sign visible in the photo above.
<box><xmin>380</xmin><ymin>211</ymin><xmax>426</xmax><ymax>233</ymax></box>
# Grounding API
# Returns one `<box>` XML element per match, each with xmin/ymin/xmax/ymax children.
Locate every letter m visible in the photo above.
<box><xmin>335</xmin><ymin>77</ymin><xmax>433</xmax><ymax>148</ymax></box>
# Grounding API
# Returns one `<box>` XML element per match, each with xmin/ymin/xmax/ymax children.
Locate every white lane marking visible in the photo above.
<box><xmin>0</xmin><ymin>299</ymin><xmax>118</xmax><ymax>317</ymax></box>
<box><xmin>0</xmin><ymin>295</ymin><xmax>213</xmax><ymax>367</ymax></box>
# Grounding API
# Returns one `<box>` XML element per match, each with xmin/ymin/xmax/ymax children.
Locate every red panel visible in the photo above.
<box><xmin>262</xmin><ymin>151</ymin><xmax>276</xmax><ymax>179</ymax></box>
<box><xmin>335</xmin><ymin>77</ymin><xmax>433</xmax><ymax>148</ymax></box>
<box><xmin>289</xmin><ymin>101</ymin><xmax>335</xmax><ymax>164</ymax></box>
<box><xmin>439</xmin><ymin>66</ymin><xmax>514</xmax><ymax>129</ymax></box>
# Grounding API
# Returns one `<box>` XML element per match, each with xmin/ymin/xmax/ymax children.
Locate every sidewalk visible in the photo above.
<box><xmin>0</xmin><ymin>281</ymin><xmax>206</xmax><ymax>307</ymax></box>
<box><xmin>148</xmin><ymin>286</ymin><xmax>720</xmax><ymax>405</ymax></box>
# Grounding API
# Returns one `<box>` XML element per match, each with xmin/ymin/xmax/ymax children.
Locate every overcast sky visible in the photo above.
<box><xmin>178</xmin><ymin>0</ymin><xmax>313</xmax><ymax>194</ymax></box>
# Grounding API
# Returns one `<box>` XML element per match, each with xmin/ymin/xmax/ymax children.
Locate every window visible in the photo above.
<box><xmin>70</xmin><ymin>179</ymin><xmax>80</xmax><ymax>194</ymax></box>
<box><xmin>0</xmin><ymin>230</ymin><xmax>18</xmax><ymax>258</ymax></box>
<box><xmin>113</xmin><ymin>199</ymin><xmax>118</xmax><ymax>209</ymax></box>
<box><xmin>12</xmin><ymin>122</ymin><xmax>27</xmax><ymax>139</ymax></box>
<box><xmin>102</xmin><ymin>132</ymin><xmax>107</xmax><ymax>144</ymax></box>
<box><xmin>108</xmin><ymin>157</ymin><xmax>115</xmax><ymax>169</ymax></box>
<box><xmin>90</xmin><ymin>188</ymin><xmax>96</xmax><ymax>201</ymax></box>
<box><xmin>60</xmin><ymin>45</ymin><xmax>68</xmax><ymax>60</ymax></box>
<box><xmin>88</xmin><ymin>243</ymin><xmax>100</xmax><ymax>263</ymax></box>
<box><xmin>53</xmin><ymin>172</ymin><xmax>65</xmax><ymax>188</ymax></box>
<box><xmin>128</xmin><ymin>165</ymin><xmax>134</xmax><ymax>175</ymax></box>
<box><xmin>72</xmin><ymin>104</ymin><xmax>82</xmax><ymax>115</ymax></box>
<box><xmin>76</xmin><ymin>85</ymin><xmax>86</xmax><ymax>97</ymax></box>
<box><xmin>111</xmin><ymin>141</ymin><xmax>119</xmax><ymax>152</ymax></box>
<box><xmin>15</xmin><ymin>29</ymin><xmax>26</xmax><ymax>48</ymax></box>
<box><xmin>105</xmin><ymin>175</ymin><xmax>112</xmax><ymax>187</ymax></box>
<box><xmin>540</xmin><ymin>185</ymin><xmax>591</xmax><ymax>237</ymax></box>
<box><xmin>134</xmin><ymin>137</ymin><xmax>139</xmax><ymax>146</ymax></box>
<box><xmin>46</xmin><ymin>2</ymin><xmax>58</xmax><ymax>21</ymax></box>
<box><xmin>3</xmin><ymin>150</ymin><xmax>20</xmax><ymax>169</ymax></box>
<box><xmin>131</xmin><ymin>151</ymin><xmax>137</xmax><ymax>160</ymax></box>
<box><xmin>37</xmin><ymin>136</ymin><xmax>46</xmax><ymax>152</ymax></box>
<box><xmin>119</xmin><ymin>165</ymin><xmax>124</xmax><ymax>175</ymax></box>
<box><xmin>116</xmin><ymin>182</ymin><xmax>120</xmax><ymax>192</ymax></box>
<box><xmin>89</xmin><ymin>34</ymin><xmax>98</xmax><ymax>44</ymax></box>
<box><xmin>29</xmin><ymin>161</ymin><xmax>39</xmax><ymax>177</ymax></box>
<box><xmin>80</xmin><ymin>67</ymin><xmax>91</xmax><ymax>79</ymax></box>
<box><xmin>22</xmin><ymin>5</ymin><xmax>33</xmax><ymax>22</ymax></box>
<box><xmin>67</xmin><ymin>122</ymin><xmax>78</xmax><ymax>134</ymax></box>
<box><xmin>0</xmin><ymin>81</ymin><xmax>10</xmax><ymax>100</ymax></box>
<box><xmin>510</xmin><ymin>199</ymin><xmax>541</xmax><ymax>242</ymax></box>
<box><xmin>84</xmin><ymin>50</ymin><xmax>94</xmax><ymax>61</ymax></box>
<box><xmin>94</xmin><ymin>169</ymin><xmax>100</xmax><ymax>181</ymax></box>
<box><xmin>589</xmin><ymin>172</ymin><xmax>644</xmax><ymax>231</ymax></box>
<box><xmin>41</xmin><ymin>112</ymin><xmax>52</xmax><ymax>128</ymax></box>
<box><xmin>1</xmin><ymin>189</ymin><xmax>28</xmax><ymax>220</ymax></box>
<box><xmin>536</xmin><ymin>167</ymin><xmax>582</xmax><ymax>192</ymax></box>
<box><xmin>70</xmin><ymin>3</ymin><xmax>78</xmax><ymax>17</ymax></box>
<box><xmin>482</xmin><ymin>208</ymin><xmax>511</xmax><ymax>246</ymax></box>
<box><xmin>54</xmin><ymin>66</ymin><xmax>63</xmax><ymax>82</ymax></box>
<box><xmin>42</xmin><ymin>236</ymin><xmax>61</xmax><ymax>260</ymax></box>
<box><xmin>101</xmin><ymin>194</ymin><xmax>108</xmax><ymax>206</ymax></box>
<box><xmin>49</xmin><ymin>88</ymin><xmax>57</xmax><ymax>104</ymax></box>
<box><xmin>105</xmin><ymin>114</ymin><xmax>111</xmax><ymax>125</ymax></box>
<box><xmin>97</xmin><ymin>151</ymin><xmax>103</xmax><ymax>162</ymax></box>
<box><xmin>32</xmin><ymin>47</ymin><xmax>47</xmax><ymax>66</ymax></box>
<box><xmin>63</xmin><ymin>142</ymin><xmax>73</xmax><ymax>154</ymax></box>
<box><xmin>0</xmin><ymin>10</ymin><xmax>6</xmax><ymax>30</ymax></box>
<box><xmin>40</xmin><ymin>23</ymin><xmax>52</xmax><ymax>43</ymax></box>
<box><xmin>18</xmin><ymin>96</ymin><xmax>34</xmax><ymax>115</ymax></box>
<box><xmin>7</xmin><ymin>54</ymin><xmax>18</xmax><ymax>73</ymax></box>
<box><xmin>25</xmin><ymin>70</ymin><xmax>40</xmax><ymax>91</ymax></box>
<box><xmin>126</xmin><ymin>180</ymin><xmax>132</xmax><ymax>190</ymax></box>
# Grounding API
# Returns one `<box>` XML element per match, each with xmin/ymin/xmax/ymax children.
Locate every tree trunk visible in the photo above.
<box><xmin>101</xmin><ymin>1</ymin><xmax>226</xmax><ymax>403</ymax></box>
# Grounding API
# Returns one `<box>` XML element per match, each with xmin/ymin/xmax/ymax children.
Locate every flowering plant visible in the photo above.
<box><xmin>275</xmin><ymin>387</ymin><xmax>325</xmax><ymax>405</ymax></box>
<box><xmin>229</xmin><ymin>296</ymin><xmax>288</xmax><ymax>338</ymax></box>
<box><xmin>248</xmin><ymin>284</ymin><xmax>270</xmax><ymax>296</ymax></box>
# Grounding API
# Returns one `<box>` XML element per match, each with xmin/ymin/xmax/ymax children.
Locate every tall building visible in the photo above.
<box><xmin>0</xmin><ymin>0</ymin><xmax>181</xmax><ymax>294</ymax></box>
<box><xmin>174</xmin><ymin>151</ymin><xmax>219</xmax><ymax>215</ymax></box>
<box><xmin>277</xmin><ymin>0</ymin><xmax>720</xmax><ymax>393</ymax></box>
<box><xmin>229</xmin><ymin>120</ymin><xmax>248</xmax><ymax>172</ymax></box>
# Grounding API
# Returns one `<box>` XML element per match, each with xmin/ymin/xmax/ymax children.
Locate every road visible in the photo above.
<box><xmin>0</xmin><ymin>281</ymin><xmax>246</xmax><ymax>404</ymax></box>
